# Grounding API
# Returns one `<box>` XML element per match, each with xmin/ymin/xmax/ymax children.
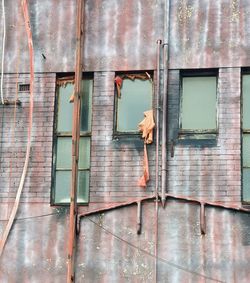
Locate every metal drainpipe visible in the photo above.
<box><xmin>155</xmin><ymin>38</ymin><xmax>162</xmax><ymax>283</ymax></box>
<box><xmin>161</xmin><ymin>0</ymin><xmax>170</xmax><ymax>207</ymax></box>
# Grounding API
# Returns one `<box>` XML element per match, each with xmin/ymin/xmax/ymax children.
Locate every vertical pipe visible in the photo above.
<box><xmin>200</xmin><ymin>203</ymin><xmax>206</xmax><ymax>235</ymax></box>
<box><xmin>155</xmin><ymin>38</ymin><xmax>162</xmax><ymax>283</ymax></box>
<box><xmin>67</xmin><ymin>0</ymin><xmax>84</xmax><ymax>282</ymax></box>
<box><xmin>161</xmin><ymin>0</ymin><xmax>171</xmax><ymax>207</ymax></box>
<box><xmin>137</xmin><ymin>201</ymin><xmax>142</xmax><ymax>234</ymax></box>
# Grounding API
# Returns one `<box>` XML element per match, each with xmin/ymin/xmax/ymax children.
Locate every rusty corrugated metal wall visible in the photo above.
<box><xmin>1</xmin><ymin>0</ymin><xmax>250</xmax><ymax>282</ymax></box>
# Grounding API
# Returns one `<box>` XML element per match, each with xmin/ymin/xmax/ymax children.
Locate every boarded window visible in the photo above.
<box><xmin>116</xmin><ymin>77</ymin><xmax>152</xmax><ymax>132</ymax></box>
<box><xmin>180</xmin><ymin>76</ymin><xmax>217</xmax><ymax>131</ymax></box>
<box><xmin>53</xmin><ymin>78</ymin><xmax>92</xmax><ymax>204</ymax></box>
<box><xmin>242</xmin><ymin>74</ymin><xmax>250</xmax><ymax>202</ymax></box>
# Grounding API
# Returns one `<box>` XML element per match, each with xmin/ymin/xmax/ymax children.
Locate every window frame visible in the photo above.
<box><xmin>51</xmin><ymin>74</ymin><xmax>93</xmax><ymax>206</ymax></box>
<box><xmin>178</xmin><ymin>70</ymin><xmax>218</xmax><ymax>138</ymax></box>
<box><xmin>113</xmin><ymin>71</ymin><xmax>154</xmax><ymax>138</ymax></box>
<box><xmin>241</xmin><ymin>71</ymin><xmax>250</xmax><ymax>204</ymax></box>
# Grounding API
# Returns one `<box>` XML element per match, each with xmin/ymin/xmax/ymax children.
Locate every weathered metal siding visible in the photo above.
<box><xmin>1</xmin><ymin>0</ymin><xmax>165</xmax><ymax>73</ymax></box>
<box><xmin>1</xmin><ymin>202</ymin><xmax>250</xmax><ymax>282</ymax></box>
<box><xmin>3</xmin><ymin>0</ymin><xmax>250</xmax><ymax>73</ymax></box>
<box><xmin>169</xmin><ymin>0</ymin><xmax>248</xmax><ymax>69</ymax></box>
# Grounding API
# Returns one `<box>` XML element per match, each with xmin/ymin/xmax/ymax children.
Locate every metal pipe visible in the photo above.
<box><xmin>137</xmin><ymin>201</ymin><xmax>142</xmax><ymax>234</ymax></box>
<box><xmin>155</xmin><ymin>39</ymin><xmax>162</xmax><ymax>202</ymax></box>
<box><xmin>155</xmin><ymin>38</ymin><xmax>162</xmax><ymax>283</ymax></box>
<box><xmin>78</xmin><ymin>195</ymin><xmax>155</xmax><ymax>218</ymax></box>
<box><xmin>200</xmin><ymin>203</ymin><xmax>206</xmax><ymax>235</ymax></box>
<box><xmin>67</xmin><ymin>0</ymin><xmax>84</xmax><ymax>282</ymax></box>
<box><xmin>78</xmin><ymin>193</ymin><xmax>250</xmax><ymax>220</ymax></box>
<box><xmin>161</xmin><ymin>0</ymin><xmax>171</xmax><ymax>207</ymax></box>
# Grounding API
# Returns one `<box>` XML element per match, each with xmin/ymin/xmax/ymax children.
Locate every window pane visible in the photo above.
<box><xmin>54</xmin><ymin>170</ymin><xmax>89</xmax><ymax>203</ymax></box>
<box><xmin>243</xmin><ymin>168</ymin><xmax>250</xmax><ymax>202</ymax></box>
<box><xmin>57</xmin><ymin>83</ymin><xmax>74</xmax><ymax>132</ymax></box>
<box><xmin>54</xmin><ymin>171</ymin><xmax>71</xmax><ymax>203</ymax></box>
<box><xmin>243</xmin><ymin>75</ymin><xmax>250</xmax><ymax>129</ymax></box>
<box><xmin>117</xmin><ymin>79</ymin><xmax>152</xmax><ymax>132</ymax></box>
<box><xmin>79</xmin><ymin>137</ymin><xmax>90</xmax><ymax>169</ymax></box>
<box><xmin>80</xmin><ymin>79</ymin><xmax>93</xmax><ymax>132</ymax></box>
<box><xmin>56</xmin><ymin>137</ymin><xmax>72</xmax><ymax>169</ymax></box>
<box><xmin>243</xmin><ymin>134</ymin><xmax>250</xmax><ymax>167</ymax></box>
<box><xmin>56</xmin><ymin>137</ymin><xmax>91</xmax><ymax>170</ymax></box>
<box><xmin>77</xmin><ymin>171</ymin><xmax>89</xmax><ymax>203</ymax></box>
<box><xmin>181</xmin><ymin>76</ymin><xmax>217</xmax><ymax>130</ymax></box>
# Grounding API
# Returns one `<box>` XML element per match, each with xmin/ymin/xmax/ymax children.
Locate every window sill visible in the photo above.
<box><xmin>177</xmin><ymin>130</ymin><xmax>218</xmax><ymax>146</ymax></box>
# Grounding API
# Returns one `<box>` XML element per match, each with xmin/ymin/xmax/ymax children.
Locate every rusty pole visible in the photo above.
<box><xmin>161</xmin><ymin>0</ymin><xmax>170</xmax><ymax>207</ymax></box>
<box><xmin>155</xmin><ymin>38</ymin><xmax>162</xmax><ymax>283</ymax></box>
<box><xmin>67</xmin><ymin>0</ymin><xmax>84</xmax><ymax>282</ymax></box>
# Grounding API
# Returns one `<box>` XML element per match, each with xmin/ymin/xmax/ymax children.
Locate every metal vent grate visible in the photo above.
<box><xmin>19</xmin><ymin>84</ymin><xmax>30</xmax><ymax>92</ymax></box>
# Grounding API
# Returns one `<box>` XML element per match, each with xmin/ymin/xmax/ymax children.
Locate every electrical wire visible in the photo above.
<box><xmin>86</xmin><ymin>217</ymin><xmax>225</xmax><ymax>283</ymax></box>
<box><xmin>0</xmin><ymin>0</ymin><xmax>6</xmax><ymax>104</ymax></box>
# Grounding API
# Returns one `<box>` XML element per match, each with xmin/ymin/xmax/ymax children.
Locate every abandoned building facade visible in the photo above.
<box><xmin>1</xmin><ymin>0</ymin><xmax>250</xmax><ymax>282</ymax></box>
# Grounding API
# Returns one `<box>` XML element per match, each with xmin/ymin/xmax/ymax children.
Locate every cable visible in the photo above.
<box><xmin>0</xmin><ymin>0</ymin><xmax>6</xmax><ymax>104</ymax></box>
<box><xmin>86</xmin><ymin>217</ymin><xmax>225</xmax><ymax>283</ymax></box>
<box><xmin>0</xmin><ymin>0</ymin><xmax>34</xmax><ymax>257</ymax></box>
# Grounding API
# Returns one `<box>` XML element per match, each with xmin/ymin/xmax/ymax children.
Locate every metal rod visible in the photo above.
<box><xmin>78</xmin><ymin>193</ymin><xmax>250</xmax><ymax>220</ymax></box>
<box><xmin>155</xmin><ymin>38</ymin><xmax>162</xmax><ymax>283</ymax></box>
<box><xmin>200</xmin><ymin>203</ymin><xmax>206</xmax><ymax>235</ymax></box>
<box><xmin>67</xmin><ymin>0</ymin><xmax>84</xmax><ymax>282</ymax></box>
<box><xmin>161</xmin><ymin>0</ymin><xmax>171</xmax><ymax>208</ymax></box>
<box><xmin>137</xmin><ymin>201</ymin><xmax>142</xmax><ymax>234</ymax></box>
<box><xmin>78</xmin><ymin>195</ymin><xmax>155</xmax><ymax>218</ymax></box>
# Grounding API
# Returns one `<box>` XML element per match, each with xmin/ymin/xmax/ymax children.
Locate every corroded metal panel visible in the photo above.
<box><xmin>1</xmin><ymin>202</ymin><xmax>250</xmax><ymax>282</ymax></box>
<box><xmin>3</xmin><ymin>0</ymin><xmax>250</xmax><ymax>72</ymax></box>
<box><xmin>1</xmin><ymin>0</ymin><xmax>165</xmax><ymax>73</ymax></box>
<box><xmin>169</xmin><ymin>0</ymin><xmax>249</xmax><ymax>69</ymax></box>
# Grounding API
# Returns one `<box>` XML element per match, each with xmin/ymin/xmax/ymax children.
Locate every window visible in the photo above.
<box><xmin>180</xmin><ymin>73</ymin><xmax>217</xmax><ymax>133</ymax></box>
<box><xmin>242</xmin><ymin>74</ymin><xmax>250</xmax><ymax>203</ymax></box>
<box><xmin>52</xmin><ymin>77</ymin><xmax>92</xmax><ymax>204</ymax></box>
<box><xmin>115</xmin><ymin>73</ymin><xmax>153</xmax><ymax>133</ymax></box>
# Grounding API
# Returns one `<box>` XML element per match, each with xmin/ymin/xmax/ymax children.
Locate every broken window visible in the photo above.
<box><xmin>242</xmin><ymin>74</ymin><xmax>250</xmax><ymax>203</ymax></box>
<box><xmin>180</xmin><ymin>73</ymin><xmax>217</xmax><ymax>133</ymax></box>
<box><xmin>52</xmin><ymin>77</ymin><xmax>92</xmax><ymax>204</ymax></box>
<box><xmin>114</xmin><ymin>73</ymin><xmax>153</xmax><ymax>133</ymax></box>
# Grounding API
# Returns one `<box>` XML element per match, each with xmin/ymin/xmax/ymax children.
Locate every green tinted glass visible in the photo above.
<box><xmin>56</xmin><ymin>137</ymin><xmax>72</xmax><ymax>169</ymax></box>
<box><xmin>243</xmin><ymin>75</ymin><xmax>250</xmax><ymax>129</ymax></box>
<box><xmin>80</xmin><ymin>79</ymin><xmax>92</xmax><ymax>132</ymax></box>
<box><xmin>54</xmin><ymin>170</ymin><xmax>89</xmax><ymax>204</ymax></box>
<box><xmin>243</xmin><ymin>134</ymin><xmax>250</xmax><ymax>167</ymax></box>
<box><xmin>117</xmin><ymin>79</ymin><xmax>152</xmax><ymax>132</ymax></box>
<box><xmin>57</xmin><ymin>83</ymin><xmax>74</xmax><ymax>132</ymax></box>
<box><xmin>56</xmin><ymin>137</ymin><xmax>90</xmax><ymax>170</ymax></box>
<box><xmin>181</xmin><ymin>76</ymin><xmax>217</xmax><ymax>130</ymax></box>
<box><xmin>79</xmin><ymin>137</ymin><xmax>90</xmax><ymax>169</ymax></box>
<box><xmin>77</xmin><ymin>171</ymin><xmax>89</xmax><ymax>203</ymax></box>
<box><xmin>243</xmin><ymin>168</ymin><xmax>250</xmax><ymax>202</ymax></box>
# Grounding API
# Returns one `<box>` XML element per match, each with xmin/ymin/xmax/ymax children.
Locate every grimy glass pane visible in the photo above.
<box><xmin>77</xmin><ymin>171</ymin><xmax>89</xmax><ymax>203</ymax></box>
<box><xmin>243</xmin><ymin>168</ymin><xmax>250</xmax><ymax>202</ymax></box>
<box><xmin>79</xmin><ymin>137</ymin><xmax>91</xmax><ymax>169</ymax></box>
<box><xmin>181</xmin><ymin>76</ymin><xmax>217</xmax><ymax>130</ymax></box>
<box><xmin>117</xmin><ymin>79</ymin><xmax>152</xmax><ymax>132</ymax></box>
<box><xmin>57</xmin><ymin>83</ymin><xmax>74</xmax><ymax>132</ymax></box>
<box><xmin>54</xmin><ymin>171</ymin><xmax>71</xmax><ymax>203</ymax></box>
<box><xmin>56</xmin><ymin>137</ymin><xmax>72</xmax><ymax>169</ymax></box>
<box><xmin>54</xmin><ymin>170</ymin><xmax>89</xmax><ymax>204</ymax></box>
<box><xmin>243</xmin><ymin>75</ymin><xmax>250</xmax><ymax>129</ymax></box>
<box><xmin>80</xmin><ymin>79</ymin><xmax>93</xmax><ymax>132</ymax></box>
<box><xmin>243</xmin><ymin>134</ymin><xmax>250</xmax><ymax>167</ymax></box>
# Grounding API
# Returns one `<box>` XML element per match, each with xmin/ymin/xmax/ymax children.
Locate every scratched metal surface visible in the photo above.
<box><xmin>1</xmin><ymin>0</ymin><xmax>250</xmax><ymax>73</ymax></box>
<box><xmin>1</xmin><ymin>202</ymin><xmax>250</xmax><ymax>282</ymax></box>
<box><xmin>0</xmin><ymin>0</ymin><xmax>164</xmax><ymax>73</ymax></box>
